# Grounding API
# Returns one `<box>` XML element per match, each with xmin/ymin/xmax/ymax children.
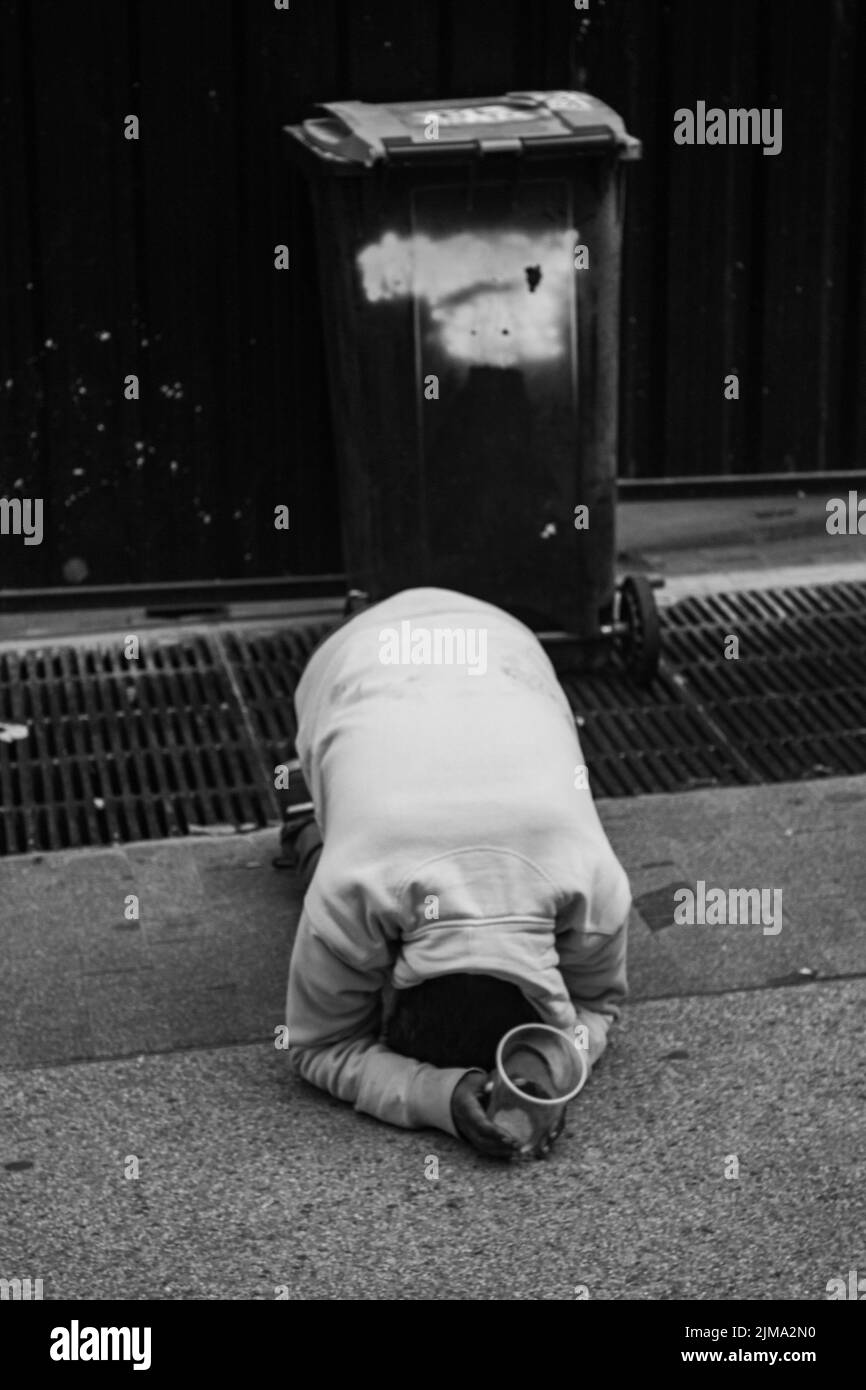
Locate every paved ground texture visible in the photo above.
<box><xmin>1</xmin><ymin>773</ymin><xmax>864</xmax><ymax>1300</ymax></box>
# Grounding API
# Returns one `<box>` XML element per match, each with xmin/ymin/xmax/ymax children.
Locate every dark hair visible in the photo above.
<box><xmin>385</xmin><ymin>973</ymin><xmax>542</xmax><ymax>1071</ymax></box>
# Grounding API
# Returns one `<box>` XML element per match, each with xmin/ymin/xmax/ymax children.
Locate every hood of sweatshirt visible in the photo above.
<box><xmin>389</xmin><ymin>845</ymin><xmax>577</xmax><ymax>1030</ymax></box>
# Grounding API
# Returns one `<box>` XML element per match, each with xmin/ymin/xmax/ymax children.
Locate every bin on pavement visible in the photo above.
<box><xmin>284</xmin><ymin>90</ymin><xmax>660</xmax><ymax>682</ymax></box>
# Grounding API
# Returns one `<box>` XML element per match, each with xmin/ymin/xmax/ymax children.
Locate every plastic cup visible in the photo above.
<box><xmin>487</xmin><ymin>1023</ymin><xmax>588</xmax><ymax>1157</ymax></box>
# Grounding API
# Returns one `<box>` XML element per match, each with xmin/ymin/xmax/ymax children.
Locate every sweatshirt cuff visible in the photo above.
<box><xmin>409</xmin><ymin>1065</ymin><xmax>481</xmax><ymax>1138</ymax></box>
<box><xmin>572</xmin><ymin>1007</ymin><xmax>613</xmax><ymax>1070</ymax></box>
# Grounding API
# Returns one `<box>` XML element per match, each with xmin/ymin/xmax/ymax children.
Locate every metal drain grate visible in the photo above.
<box><xmin>221</xmin><ymin>623</ymin><xmax>333</xmax><ymax>754</ymax></box>
<box><xmin>568</xmin><ymin>580</ymin><xmax>866</xmax><ymax>797</ymax></box>
<box><xmin>0</xmin><ymin>583</ymin><xmax>863</xmax><ymax>854</ymax></box>
<box><xmin>559</xmin><ymin>667</ymin><xmax>748</xmax><ymax>797</ymax></box>
<box><xmin>0</xmin><ymin>636</ymin><xmax>268</xmax><ymax>856</ymax></box>
<box><xmin>0</xmin><ymin>622</ymin><xmax>333</xmax><ymax>856</ymax></box>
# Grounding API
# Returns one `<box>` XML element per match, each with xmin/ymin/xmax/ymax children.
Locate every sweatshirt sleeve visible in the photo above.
<box><xmin>286</xmin><ymin>906</ymin><xmax>472</xmax><ymax>1137</ymax></box>
<box><xmin>554</xmin><ymin>909</ymin><xmax>629</xmax><ymax>1071</ymax></box>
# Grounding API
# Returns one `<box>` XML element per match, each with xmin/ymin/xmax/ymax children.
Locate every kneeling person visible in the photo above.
<box><xmin>285</xmin><ymin>588</ymin><xmax>631</xmax><ymax>1157</ymax></box>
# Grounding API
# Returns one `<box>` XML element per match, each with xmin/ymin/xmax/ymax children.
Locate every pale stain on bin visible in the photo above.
<box><xmin>356</xmin><ymin>229</ymin><xmax>577</xmax><ymax>367</ymax></box>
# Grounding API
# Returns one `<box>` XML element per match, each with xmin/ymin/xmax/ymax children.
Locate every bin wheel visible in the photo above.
<box><xmin>618</xmin><ymin>574</ymin><xmax>661</xmax><ymax>685</ymax></box>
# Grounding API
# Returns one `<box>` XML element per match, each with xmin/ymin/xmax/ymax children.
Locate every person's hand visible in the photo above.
<box><xmin>534</xmin><ymin>1109</ymin><xmax>566</xmax><ymax>1161</ymax></box>
<box><xmin>451</xmin><ymin>1071</ymin><xmax>519</xmax><ymax>1159</ymax></box>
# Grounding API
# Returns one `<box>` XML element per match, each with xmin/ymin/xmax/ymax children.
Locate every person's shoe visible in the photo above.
<box><xmin>275</xmin><ymin>810</ymin><xmax>317</xmax><ymax>870</ymax></box>
<box><xmin>273</xmin><ymin>757</ymin><xmax>315</xmax><ymax>869</ymax></box>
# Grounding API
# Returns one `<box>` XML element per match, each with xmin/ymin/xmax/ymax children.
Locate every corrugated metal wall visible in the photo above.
<box><xmin>1</xmin><ymin>0</ymin><xmax>863</xmax><ymax>590</ymax></box>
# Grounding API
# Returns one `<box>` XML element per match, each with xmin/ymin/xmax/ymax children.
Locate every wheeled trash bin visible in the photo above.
<box><xmin>284</xmin><ymin>89</ymin><xmax>660</xmax><ymax>682</ymax></box>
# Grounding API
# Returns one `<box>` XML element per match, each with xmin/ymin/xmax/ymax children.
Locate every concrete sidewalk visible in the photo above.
<box><xmin>2</xmin><ymin>775</ymin><xmax>864</xmax><ymax>1299</ymax></box>
<box><xmin>617</xmin><ymin>491</ymin><xmax>866</xmax><ymax>581</ymax></box>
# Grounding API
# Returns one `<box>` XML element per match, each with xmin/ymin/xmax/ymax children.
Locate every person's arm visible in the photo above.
<box><xmin>286</xmin><ymin>906</ymin><xmax>474</xmax><ymax>1136</ymax></box>
<box><xmin>554</xmin><ymin>904</ymin><xmax>629</xmax><ymax>1071</ymax></box>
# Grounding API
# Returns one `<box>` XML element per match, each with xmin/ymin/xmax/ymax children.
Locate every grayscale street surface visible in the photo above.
<box><xmin>2</xmin><ymin>770</ymin><xmax>863</xmax><ymax>1299</ymax></box>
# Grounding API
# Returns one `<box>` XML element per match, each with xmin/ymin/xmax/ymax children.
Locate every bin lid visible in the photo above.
<box><xmin>285</xmin><ymin>90</ymin><xmax>641</xmax><ymax>169</ymax></box>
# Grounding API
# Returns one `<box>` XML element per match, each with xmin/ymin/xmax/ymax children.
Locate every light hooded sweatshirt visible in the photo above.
<box><xmin>286</xmin><ymin>588</ymin><xmax>631</xmax><ymax>1138</ymax></box>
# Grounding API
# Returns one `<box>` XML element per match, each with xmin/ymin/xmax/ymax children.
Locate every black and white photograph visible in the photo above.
<box><xmin>1</xmin><ymin>0</ymin><xmax>864</xmax><ymax>1346</ymax></box>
